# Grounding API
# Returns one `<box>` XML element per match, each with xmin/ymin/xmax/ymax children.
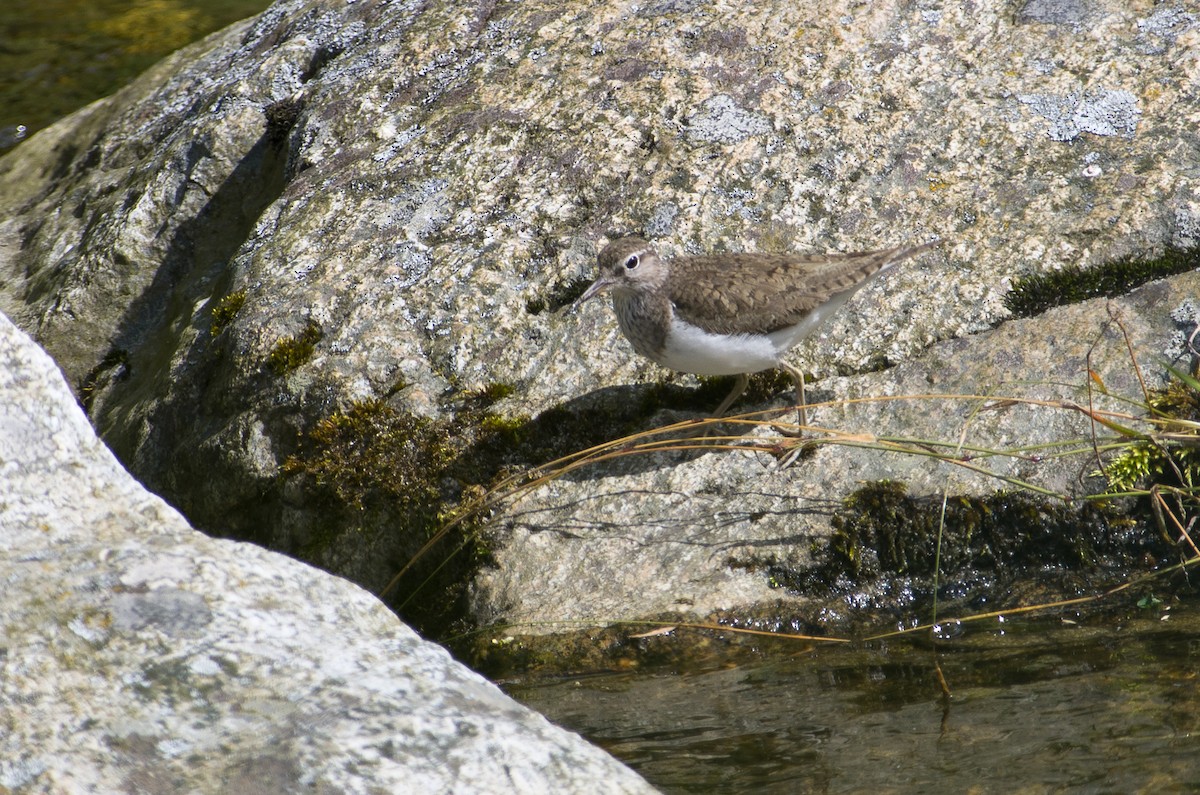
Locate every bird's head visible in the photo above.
<box><xmin>575</xmin><ymin>237</ymin><xmax>667</xmax><ymax>308</ymax></box>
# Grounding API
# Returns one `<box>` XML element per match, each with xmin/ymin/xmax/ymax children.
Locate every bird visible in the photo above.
<box><xmin>575</xmin><ymin>235</ymin><xmax>939</xmax><ymax>433</ymax></box>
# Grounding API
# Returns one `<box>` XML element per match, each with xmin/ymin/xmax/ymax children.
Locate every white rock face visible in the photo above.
<box><xmin>0</xmin><ymin>311</ymin><xmax>656</xmax><ymax>793</ymax></box>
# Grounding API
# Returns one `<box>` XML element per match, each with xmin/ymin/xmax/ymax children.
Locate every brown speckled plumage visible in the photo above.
<box><xmin>592</xmin><ymin>237</ymin><xmax>938</xmax><ymax>338</ymax></box>
<box><xmin>666</xmin><ymin>246</ymin><xmax>934</xmax><ymax>335</ymax></box>
<box><xmin>576</xmin><ymin>235</ymin><xmax>939</xmax><ymax>432</ymax></box>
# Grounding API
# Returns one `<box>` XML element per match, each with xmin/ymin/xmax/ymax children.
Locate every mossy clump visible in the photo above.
<box><xmin>830</xmin><ymin>483</ymin><xmax>1126</xmax><ymax>580</ymax></box>
<box><xmin>277</xmin><ymin>390</ymin><xmax>629</xmax><ymax>635</ymax></box>
<box><xmin>281</xmin><ymin>399</ymin><xmax>453</xmax><ymax>512</ymax></box>
<box><xmin>267</xmin><ymin>321</ymin><xmax>323</xmax><ymax>375</ymax></box>
<box><xmin>1005</xmin><ymin>246</ymin><xmax>1199</xmax><ymax>319</ymax></box>
<box><xmin>1150</xmin><ymin>367</ymin><xmax>1200</xmax><ymax>423</ymax></box>
<box><xmin>526</xmin><ymin>276</ymin><xmax>593</xmax><ymax>315</ymax></box>
<box><xmin>478</xmin><ymin>413</ymin><xmax>529</xmax><ymax>446</ymax></box>
<box><xmin>1101</xmin><ymin>368</ymin><xmax>1200</xmax><ymax>494</ymax></box>
<box><xmin>762</xmin><ymin>481</ymin><xmax>1170</xmax><ymax>613</ymax></box>
<box><xmin>209</xmin><ymin>290</ymin><xmax>247</xmax><ymax>336</ymax></box>
<box><xmin>462</xmin><ymin>381</ymin><xmax>516</xmax><ymax>407</ymax></box>
<box><xmin>280</xmin><ymin>399</ymin><xmax>477</xmax><ymax>637</ymax></box>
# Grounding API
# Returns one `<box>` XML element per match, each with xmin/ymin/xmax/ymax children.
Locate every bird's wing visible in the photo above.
<box><xmin>665</xmin><ymin>245</ymin><xmax>926</xmax><ymax>335</ymax></box>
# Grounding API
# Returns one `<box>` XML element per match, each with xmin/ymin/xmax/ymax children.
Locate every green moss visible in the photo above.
<box><xmin>1101</xmin><ymin>368</ymin><xmax>1200</xmax><ymax>494</ymax></box>
<box><xmin>831</xmin><ymin>483</ymin><xmax>1077</xmax><ymax>579</ymax></box>
<box><xmin>1004</xmin><ymin>246</ymin><xmax>1199</xmax><ymax>318</ymax></box>
<box><xmin>280</xmin><ymin>399</ymin><xmax>452</xmax><ymax>512</ymax></box>
<box><xmin>1103</xmin><ymin>443</ymin><xmax>1159</xmax><ymax>494</ymax></box>
<box><xmin>209</xmin><ymin>289</ymin><xmax>246</xmax><ymax>336</ymax></box>
<box><xmin>279</xmin><ymin>398</ymin><xmax>482</xmax><ymax>637</ymax></box>
<box><xmin>757</xmin><ymin>480</ymin><xmax>1164</xmax><ymax>612</ymax></box>
<box><xmin>1150</xmin><ymin>368</ymin><xmax>1200</xmax><ymax>421</ymax></box>
<box><xmin>276</xmin><ymin>385</ymin><xmax>635</xmax><ymax>637</ymax></box>
<box><xmin>267</xmin><ymin>320</ymin><xmax>322</xmax><ymax>375</ymax></box>
<box><xmin>526</xmin><ymin>276</ymin><xmax>593</xmax><ymax>315</ymax></box>
<box><xmin>478</xmin><ymin>412</ymin><xmax>529</xmax><ymax>444</ymax></box>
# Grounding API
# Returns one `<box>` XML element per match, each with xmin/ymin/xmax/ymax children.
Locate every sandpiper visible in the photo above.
<box><xmin>576</xmin><ymin>236</ymin><xmax>938</xmax><ymax>432</ymax></box>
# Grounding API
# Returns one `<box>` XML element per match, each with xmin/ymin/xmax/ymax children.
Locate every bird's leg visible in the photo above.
<box><xmin>683</xmin><ymin>372</ymin><xmax>750</xmax><ymax>439</ymax></box>
<box><xmin>778</xmin><ymin>362</ymin><xmax>807</xmax><ymax>437</ymax></box>
<box><xmin>710</xmin><ymin>373</ymin><xmax>750</xmax><ymax>419</ymax></box>
<box><xmin>650</xmin><ymin>373</ymin><xmax>751</xmax><ymax>443</ymax></box>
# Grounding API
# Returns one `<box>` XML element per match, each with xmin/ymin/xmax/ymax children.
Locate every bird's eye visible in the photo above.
<box><xmin>623</xmin><ymin>254</ymin><xmax>640</xmax><ymax>270</ymax></box>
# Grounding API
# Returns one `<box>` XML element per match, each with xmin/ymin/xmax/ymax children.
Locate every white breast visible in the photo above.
<box><xmin>656</xmin><ymin>317</ymin><xmax>785</xmax><ymax>376</ymax></box>
<box><xmin>663</xmin><ymin>286</ymin><xmax>869</xmax><ymax>376</ymax></box>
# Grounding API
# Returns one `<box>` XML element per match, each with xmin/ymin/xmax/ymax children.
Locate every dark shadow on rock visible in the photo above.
<box><xmin>499</xmin><ymin>492</ymin><xmax>842</xmax><ymax>554</ymax></box>
<box><xmin>462</xmin><ymin>380</ymin><xmax>797</xmax><ymax>484</ymax></box>
<box><xmin>482</xmin><ymin>377</ymin><xmax>811</xmax><ymax>482</ymax></box>
<box><xmin>81</xmin><ymin>102</ymin><xmax>299</xmax><ymax>533</ymax></box>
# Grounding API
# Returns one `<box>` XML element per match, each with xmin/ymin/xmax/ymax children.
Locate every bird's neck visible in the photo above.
<box><xmin>612</xmin><ymin>288</ymin><xmax>671</xmax><ymax>357</ymax></box>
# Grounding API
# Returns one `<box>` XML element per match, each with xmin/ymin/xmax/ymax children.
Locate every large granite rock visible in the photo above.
<box><xmin>0</xmin><ymin>0</ymin><xmax>1196</xmax><ymax>632</ymax></box>
<box><xmin>478</xmin><ymin>271</ymin><xmax>1200</xmax><ymax>627</ymax></box>
<box><xmin>0</xmin><ymin>312</ymin><xmax>656</xmax><ymax>792</ymax></box>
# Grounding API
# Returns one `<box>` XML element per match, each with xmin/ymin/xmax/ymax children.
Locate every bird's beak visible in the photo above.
<box><xmin>572</xmin><ymin>276</ymin><xmax>613</xmax><ymax>311</ymax></box>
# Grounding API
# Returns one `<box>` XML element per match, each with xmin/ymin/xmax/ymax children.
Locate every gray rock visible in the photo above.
<box><xmin>1017</xmin><ymin>0</ymin><xmax>1096</xmax><ymax>27</ymax></box>
<box><xmin>685</xmin><ymin>94</ymin><xmax>772</xmax><ymax>144</ymax></box>
<box><xmin>1018</xmin><ymin>89</ymin><xmax>1141</xmax><ymax>141</ymax></box>
<box><xmin>478</xmin><ymin>271</ymin><xmax>1200</xmax><ymax>627</ymax></box>
<box><xmin>0</xmin><ymin>312</ymin><xmax>656</xmax><ymax>792</ymax></box>
<box><xmin>0</xmin><ymin>0</ymin><xmax>1197</xmax><ymax>634</ymax></box>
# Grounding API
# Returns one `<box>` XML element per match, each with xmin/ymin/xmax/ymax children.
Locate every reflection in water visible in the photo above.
<box><xmin>506</xmin><ymin>608</ymin><xmax>1200</xmax><ymax>792</ymax></box>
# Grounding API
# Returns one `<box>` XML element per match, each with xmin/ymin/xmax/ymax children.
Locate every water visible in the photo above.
<box><xmin>505</xmin><ymin>606</ymin><xmax>1200</xmax><ymax>792</ymax></box>
<box><xmin>0</xmin><ymin>0</ymin><xmax>272</xmax><ymax>151</ymax></box>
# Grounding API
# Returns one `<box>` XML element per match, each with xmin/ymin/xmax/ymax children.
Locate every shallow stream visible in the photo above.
<box><xmin>505</xmin><ymin>604</ymin><xmax>1200</xmax><ymax>792</ymax></box>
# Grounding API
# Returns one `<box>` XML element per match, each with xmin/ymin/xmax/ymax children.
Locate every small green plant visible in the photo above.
<box><xmin>1100</xmin><ymin>365</ymin><xmax>1200</xmax><ymax>494</ymax></box>
<box><xmin>267</xmin><ymin>320</ymin><xmax>323</xmax><ymax>375</ymax></box>
<box><xmin>1103</xmin><ymin>442</ymin><xmax>1158</xmax><ymax>493</ymax></box>
<box><xmin>209</xmin><ymin>290</ymin><xmax>247</xmax><ymax>336</ymax></box>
